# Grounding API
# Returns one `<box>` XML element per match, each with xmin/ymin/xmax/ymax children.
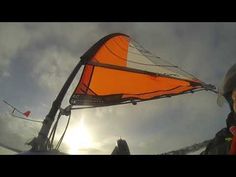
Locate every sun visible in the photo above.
<box><xmin>63</xmin><ymin>116</ymin><xmax>93</xmax><ymax>154</ymax></box>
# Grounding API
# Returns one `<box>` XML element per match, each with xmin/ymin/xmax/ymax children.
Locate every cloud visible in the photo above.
<box><xmin>31</xmin><ymin>46</ymin><xmax>78</xmax><ymax>93</ymax></box>
<box><xmin>133</xmin><ymin>23</ymin><xmax>236</xmax><ymax>82</ymax></box>
<box><xmin>0</xmin><ymin>23</ymin><xmax>31</xmax><ymax>78</ymax></box>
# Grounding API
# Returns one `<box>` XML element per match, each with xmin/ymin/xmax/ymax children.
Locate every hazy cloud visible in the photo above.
<box><xmin>0</xmin><ymin>23</ymin><xmax>235</xmax><ymax>154</ymax></box>
<box><xmin>0</xmin><ymin>23</ymin><xmax>31</xmax><ymax>78</ymax></box>
<box><xmin>31</xmin><ymin>46</ymin><xmax>78</xmax><ymax>92</ymax></box>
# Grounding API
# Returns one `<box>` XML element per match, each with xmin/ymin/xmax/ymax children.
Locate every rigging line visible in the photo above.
<box><xmin>130</xmin><ymin>38</ymin><xmax>177</xmax><ymax>64</ymax></box>
<box><xmin>209</xmin><ymin>89</ymin><xmax>218</xmax><ymax>94</ymax></box>
<box><xmin>129</xmin><ymin>41</ymin><xmax>162</xmax><ymax>58</ymax></box>
<box><xmin>77</xmin><ymin>83</ymin><xmax>96</xmax><ymax>96</ymax></box>
<box><xmin>50</xmin><ymin>113</ymin><xmax>62</xmax><ymax>150</ymax></box>
<box><xmin>70</xmin><ymin>87</ymin><xmax>212</xmax><ymax>110</ymax></box>
<box><xmin>115</xmin><ymin>36</ymin><xmax>130</xmax><ymax>50</ymax></box>
<box><xmin>130</xmin><ymin>39</ymin><xmax>178</xmax><ymax>66</ymax></box>
<box><xmin>3</xmin><ymin>100</ymin><xmax>25</xmax><ymax>115</ymax></box>
<box><xmin>76</xmin><ymin>85</ymin><xmax>183</xmax><ymax>98</ymax></box>
<box><xmin>49</xmin><ymin>120</ymin><xmax>59</xmax><ymax>150</ymax></box>
<box><xmin>47</xmin><ymin>115</ymin><xmax>59</xmax><ymax>144</ymax></box>
<box><xmin>47</xmin><ymin>112</ymin><xmax>62</xmax><ymax>150</ymax></box>
<box><xmin>87</xmin><ymin>62</ymin><xmax>201</xmax><ymax>85</ymax></box>
<box><xmin>130</xmin><ymin>38</ymin><xmax>157</xmax><ymax>54</ymax></box>
<box><xmin>47</xmin><ymin>122</ymin><xmax>56</xmax><ymax>143</ymax></box>
<box><xmin>129</xmin><ymin>39</ymin><xmax>157</xmax><ymax>56</ymax></box>
<box><xmin>112</xmin><ymin>37</ymin><xmax>159</xmax><ymax>58</ymax></box>
<box><xmin>46</xmin><ymin>124</ymin><xmax>57</xmax><ymax>150</ymax></box>
<box><xmin>71</xmin><ymin>86</ymin><xmax>201</xmax><ymax>107</ymax></box>
<box><xmin>129</xmin><ymin>38</ymin><xmax>199</xmax><ymax>82</ymax></box>
<box><xmin>10</xmin><ymin>113</ymin><xmax>43</xmax><ymax>123</ymax></box>
<box><xmin>78</xmin><ymin>86</ymin><xmax>86</xmax><ymax>94</ymax></box>
<box><xmin>71</xmin><ymin>101</ymin><xmax>134</xmax><ymax>110</ymax></box>
<box><xmin>143</xmin><ymin>59</ymin><xmax>197</xmax><ymax>82</ymax></box>
<box><xmin>121</xmin><ymin>86</ymin><xmax>183</xmax><ymax>96</ymax></box>
<box><xmin>55</xmin><ymin>113</ymin><xmax>71</xmax><ymax>150</ymax></box>
<box><xmin>86</xmin><ymin>66</ymin><xmax>95</xmax><ymax>95</ymax></box>
<box><xmin>128</xmin><ymin>47</ymin><xmax>159</xmax><ymax>58</ymax></box>
<box><xmin>81</xmin><ymin>83</ymin><xmax>98</xmax><ymax>96</ymax></box>
<box><xmin>103</xmin><ymin>44</ymin><xmax>178</xmax><ymax>68</ymax></box>
<box><xmin>116</xmin><ymin>35</ymin><xmax>130</xmax><ymax>46</ymax></box>
<box><xmin>88</xmin><ymin>61</ymin><xmax>163</xmax><ymax>77</ymax></box>
<box><xmin>71</xmin><ymin>85</ymin><xmax>192</xmax><ymax>106</ymax></box>
<box><xmin>131</xmin><ymin>39</ymin><xmax>201</xmax><ymax>80</ymax></box>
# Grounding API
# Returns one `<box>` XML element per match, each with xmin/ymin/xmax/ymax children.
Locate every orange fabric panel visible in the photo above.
<box><xmin>91</xmin><ymin>36</ymin><xmax>129</xmax><ymax>67</ymax></box>
<box><xmin>70</xmin><ymin>33</ymin><xmax>204</xmax><ymax>105</ymax></box>
<box><xmin>75</xmin><ymin>65</ymin><xmax>94</xmax><ymax>94</ymax></box>
<box><xmin>87</xmin><ymin>66</ymin><xmax>200</xmax><ymax>100</ymax></box>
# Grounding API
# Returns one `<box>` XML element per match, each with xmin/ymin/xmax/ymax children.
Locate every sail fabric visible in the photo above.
<box><xmin>70</xmin><ymin>33</ymin><xmax>204</xmax><ymax>106</ymax></box>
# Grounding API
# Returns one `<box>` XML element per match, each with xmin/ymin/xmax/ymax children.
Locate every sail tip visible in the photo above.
<box><xmin>202</xmin><ymin>83</ymin><xmax>218</xmax><ymax>93</ymax></box>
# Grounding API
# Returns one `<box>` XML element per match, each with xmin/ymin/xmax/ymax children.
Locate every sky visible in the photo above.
<box><xmin>0</xmin><ymin>22</ymin><xmax>235</xmax><ymax>155</ymax></box>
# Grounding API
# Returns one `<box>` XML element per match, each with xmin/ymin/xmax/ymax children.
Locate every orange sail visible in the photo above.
<box><xmin>70</xmin><ymin>33</ymin><xmax>213</xmax><ymax>106</ymax></box>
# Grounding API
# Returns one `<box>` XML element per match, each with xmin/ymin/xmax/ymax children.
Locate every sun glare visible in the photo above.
<box><xmin>64</xmin><ymin>116</ymin><xmax>93</xmax><ymax>154</ymax></box>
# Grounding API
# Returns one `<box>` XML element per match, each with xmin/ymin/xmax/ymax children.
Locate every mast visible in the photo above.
<box><xmin>31</xmin><ymin>33</ymin><xmax>125</xmax><ymax>152</ymax></box>
<box><xmin>31</xmin><ymin>59</ymin><xmax>86</xmax><ymax>151</ymax></box>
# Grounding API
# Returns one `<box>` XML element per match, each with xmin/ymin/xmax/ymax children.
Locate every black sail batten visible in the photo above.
<box><xmin>70</xmin><ymin>86</ymin><xmax>211</xmax><ymax>110</ymax></box>
<box><xmin>85</xmin><ymin>61</ymin><xmax>205</xmax><ymax>86</ymax></box>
